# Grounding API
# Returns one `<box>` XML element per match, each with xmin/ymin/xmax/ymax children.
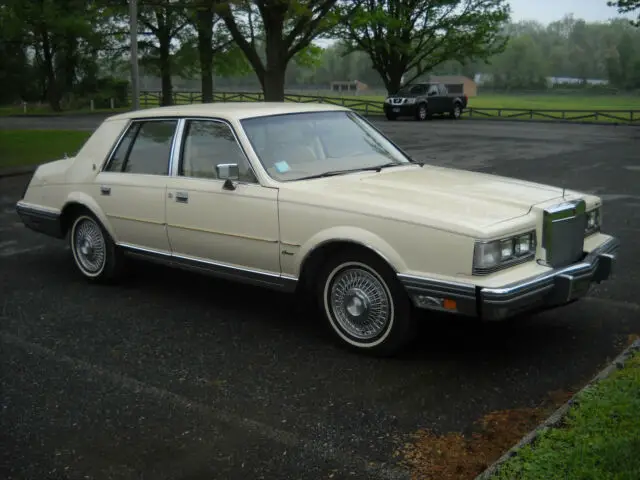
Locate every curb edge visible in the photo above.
<box><xmin>474</xmin><ymin>337</ymin><xmax>640</xmax><ymax>480</ymax></box>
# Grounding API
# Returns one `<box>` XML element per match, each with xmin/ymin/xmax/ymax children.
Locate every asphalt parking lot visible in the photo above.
<box><xmin>1</xmin><ymin>116</ymin><xmax>639</xmax><ymax>479</ymax></box>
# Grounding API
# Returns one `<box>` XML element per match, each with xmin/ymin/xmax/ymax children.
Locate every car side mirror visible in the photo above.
<box><xmin>216</xmin><ymin>163</ymin><xmax>239</xmax><ymax>181</ymax></box>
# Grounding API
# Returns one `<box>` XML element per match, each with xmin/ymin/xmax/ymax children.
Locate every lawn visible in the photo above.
<box><xmin>488</xmin><ymin>347</ymin><xmax>640</xmax><ymax>480</ymax></box>
<box><xmin>0</xmin><ymin>130</ymin><xmax>92</xmax><ymax>169</ymax></box>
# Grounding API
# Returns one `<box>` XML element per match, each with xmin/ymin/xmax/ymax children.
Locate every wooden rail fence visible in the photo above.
<box><xmin>138</xmin><ymin>90</ymin><xmax>640</xmax><ymax>124</ymax></box>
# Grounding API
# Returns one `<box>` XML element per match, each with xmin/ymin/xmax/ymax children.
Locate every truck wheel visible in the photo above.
<box><xmin>416</xmin><ymin>103</ymin><xmax>428</xmax><ymax>121</ymax></box>
<box><xmin>316</xmin><ymin>248</ymin><xmax>417</xmax><ymax>357</ymax></box>
<box><xmin>450</xmin><ymin>103</ymin><xmax>462</xmax><ymax>120</ymax></box>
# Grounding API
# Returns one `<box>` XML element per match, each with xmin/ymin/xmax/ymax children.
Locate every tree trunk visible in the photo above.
<box><xmin>263</xmin><ymin>22</ymin><xmax>286</xmax><ymax>102</ymax></box>
<box><xmin>40</xmin><ymin>29</ymin><xmax>61</xmax><ymax>111</ymax></box>
<box><xmin>196</xmin><ymin>7</ymin><xmax>214</xmax><ymax>103</ymax></box>
<box><xmin>159</xmin><ymin>31</ymin><xmax>173</xmax><ymax>106</ymax></box>
<box><xmin>382</xmin><ymin>67</ymin><xmax>405</xmax><ymax>96</ymax></box>
<box><xmin>62</xmin><ymin>34</ymin><xmax>78</xmax><ymax>93</ymax></box>
<box><xmin>263</xmin><ymin>68</ymin><xmax>286</xmax><ymax>101</ymax></box>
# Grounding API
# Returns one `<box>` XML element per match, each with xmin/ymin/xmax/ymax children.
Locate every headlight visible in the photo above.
<box><xmin>585</xmin><ymin>208</ymin><xmax>601</xmax><ymax>236</ymax></box>
<box><xmin>473</xmin><ymin>231</ymin><xmax>536</xmax><ymax>275</ymax></box>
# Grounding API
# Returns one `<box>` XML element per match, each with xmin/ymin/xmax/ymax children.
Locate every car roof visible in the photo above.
<box><xmin>106</xmin><ymin>101</ymin><xmax>351</xmax><ymax>122</ymax></box>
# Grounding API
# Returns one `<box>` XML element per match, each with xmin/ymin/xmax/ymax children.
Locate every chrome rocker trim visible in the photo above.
<box><xmin>398</xmin><ymin>236</ymin><xmax>620</xmax><ymax>321</ymax></box>
<box><xmin>118</xmin><ymin>243</ymin><xmax>298</xmax><ymax>293</ymax></box>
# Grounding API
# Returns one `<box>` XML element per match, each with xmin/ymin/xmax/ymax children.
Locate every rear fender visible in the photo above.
<box><xmin>63</xmin><ymin>191</ymin><xmax>117</xmax><ymax>241</ymax></box>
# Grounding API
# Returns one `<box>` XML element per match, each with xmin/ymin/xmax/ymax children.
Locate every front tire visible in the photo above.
<box><xmin>316</xmin><ymin>249</ymin><xmax>416</xmax><ymax>356</ymax></box>
<box><xmin>69</xmin><ymin>211</ymin><xmax>123</xmax><ymax>283</ymax></box>
<box><xmin>416</xmin><ymin>103</ymin><xmax>428</xmax><ymax>121</ymax></box>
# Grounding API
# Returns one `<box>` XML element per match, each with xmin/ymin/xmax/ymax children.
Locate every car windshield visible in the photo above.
<box><xmin>240</xmin><ymin>111</ymin><xmax>412</xmax><ymax>181</ymax></box>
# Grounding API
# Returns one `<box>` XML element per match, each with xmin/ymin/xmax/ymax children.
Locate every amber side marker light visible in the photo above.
<box><xmin>443</xmin><ymin>299</ymin><xmax>457</xmax><ymax>310</ymax></box>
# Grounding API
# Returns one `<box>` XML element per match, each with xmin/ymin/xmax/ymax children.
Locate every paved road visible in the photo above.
<box><xmin>1</xmin><ymin>118</ymin><xmax>639</xmax><ymax>480</ymax></box>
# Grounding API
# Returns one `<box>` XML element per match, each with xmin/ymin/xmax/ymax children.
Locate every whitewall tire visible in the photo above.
<box><xmin>316</xmin><ymin>249</ymin><xmax>416</xmax><ymax>356</ymax></box>
<box><xmin>69</xmin><ymin>211</ymin><xmax>123</xmax><ymax>283</ymax></box>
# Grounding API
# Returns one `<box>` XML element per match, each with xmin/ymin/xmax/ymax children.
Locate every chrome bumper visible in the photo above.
<box><xmin>398</xmin><ymin>236</ymin><xmax>620</xmax><ymax>321</ymax></box>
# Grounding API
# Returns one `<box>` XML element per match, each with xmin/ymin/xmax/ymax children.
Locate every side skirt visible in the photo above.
<box><xmin>118</xmin><ymin>243</ymin><xmax>298</xmax><ymax>293</ymax></box>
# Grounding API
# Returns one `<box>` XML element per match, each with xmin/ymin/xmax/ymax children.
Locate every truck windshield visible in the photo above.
<box><xmin>396</xmin><ymin>84</ymin><xmax>429</xmax><ymax>95</ymax></box>
<box><xmin>240</xmin><ymin>111</ymin><xmax>412</xmax><ymax>181</ymax></box>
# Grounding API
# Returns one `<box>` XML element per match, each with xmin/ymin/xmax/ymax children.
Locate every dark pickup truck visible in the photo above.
<box><xmin>383</xmin><ymin>82</ymin><xmax>468</xmax><ymax>121</ymax></box>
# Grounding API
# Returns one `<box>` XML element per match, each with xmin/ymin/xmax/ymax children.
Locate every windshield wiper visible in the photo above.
<box><xmin>296</xmin><ymin>163</ymin><xmax>401</xmax><ymax>181</ymax></box>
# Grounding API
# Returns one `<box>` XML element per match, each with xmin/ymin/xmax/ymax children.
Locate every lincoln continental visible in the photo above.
<box><xmin>16</xmin><ymin>103</ymin><xmax>619</xmax><ymax>356</ymax></box>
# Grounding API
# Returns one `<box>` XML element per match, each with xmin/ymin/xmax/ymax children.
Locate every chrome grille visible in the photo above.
<box><xmin>542</xmin><ymin>200</ymin><xmax>587</xmax><ymax>268</ymax></box>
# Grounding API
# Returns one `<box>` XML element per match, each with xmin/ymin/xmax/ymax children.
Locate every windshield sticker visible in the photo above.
<box><xmin>274</xmin><ymin>161</ymin><xmax>291</xmax><ymax>173</ymax></box>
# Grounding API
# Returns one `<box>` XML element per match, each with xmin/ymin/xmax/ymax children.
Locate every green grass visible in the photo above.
<box><xmin>0</xmin><ymin>129</ymin><xmax>92</xmax><ymax>169</ymax></box>
<box><xmin>490</xmin><ymin>349</ymin><xmax>640</xmax><ymax>480</ymax></box>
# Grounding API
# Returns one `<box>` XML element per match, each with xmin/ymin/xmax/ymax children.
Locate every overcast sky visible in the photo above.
<box><xmin>509</xmin><ymin>0</ymin><xmax>635</xmax><ymax>24</ymax></box>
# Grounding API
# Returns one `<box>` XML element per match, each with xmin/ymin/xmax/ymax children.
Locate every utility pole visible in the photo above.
<box><xmin>130</xmin><ymin>0</ymin><xmax>140</xmax><ymax>110</ymax></box>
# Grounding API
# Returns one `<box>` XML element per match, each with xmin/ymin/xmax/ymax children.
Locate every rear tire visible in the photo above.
<box><xmin>316</xmin><ymin>248</ymin><xmax>416</xmax><ymax>356</ymax></box>
<box><xmin>68</xmin><ymin>210</ymin><xmax>124</xmax><ymax>283</ymax></box>
<box><xmin>450</xmin><ymin>102</ymin><xmax>462</xmax><ymax>120</ymax></box>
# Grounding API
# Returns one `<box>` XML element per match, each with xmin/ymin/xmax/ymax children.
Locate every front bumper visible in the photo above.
<box><xmin>383</xmin><ymin>103</ymin><xmax>418</xmax><ymax>117</ymax></box>
<box><xmin>398</xmin><ymin>236</ymin><xmax>620</xmax><ymax>321</ymax></box>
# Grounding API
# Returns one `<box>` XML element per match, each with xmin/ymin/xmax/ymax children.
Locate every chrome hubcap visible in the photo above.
<box><xmin>454</xmin><ymin>106</ymin><xmax>460</xmax><ymax>117</ymax></box>
<box><xmin>419</xmin><ymin>107</ymin><xmax>426</xmax><ymax>119</ymax></box>
<box><xmin>329</xmin><ymin>267</ymin><xmax>391</xmax><ymax>340</ymax></box>
<box><xmin>73</xmin><ymin>218</ymin><xmax>106</xmax><ymax>273</ymax></box>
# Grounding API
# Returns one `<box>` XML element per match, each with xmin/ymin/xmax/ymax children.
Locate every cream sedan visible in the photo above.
<box><xmin>16</xmin><ymin>103</ymin><xmax>619</xmax><ymax>356</ymax></box>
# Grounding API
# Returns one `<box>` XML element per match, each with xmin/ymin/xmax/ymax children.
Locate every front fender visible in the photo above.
<box><xmin>64</xmin><ymin>191</ymin><xmax>117</xmax><ymax>241</ymax></box>
<box><xmin>294</xmin><ymin>226</ymin><xmax>408</xmax><ymax>277</ymax></box>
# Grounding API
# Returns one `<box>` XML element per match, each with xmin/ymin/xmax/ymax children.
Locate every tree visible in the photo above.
<box><xmin>138</xmin><ymin>0</ymin><xmax>191</xmax><ymax>106</ymax></box>
<box><xmin>336</xmin><ymin>0</ymin><xmax>511</xmax><ymax>95</ymax></box>
<box><xmin>187</xmin><ymin>0</ymin><xmax>236</xmax><ymax>102</ymax></box>
<box><xmin>608</xmin><ymin>0</ymin><xmax>640</xmax><ymax>26</ymax></box>
<box><xmin>0</xmin><ymin>0</ymin><xmax>109</xmax><ymax>110</ymax></box>
<box><xmin>216</xmin><ymin>0</ymin><xmax>342</xmax><ymax>101</ymax></box>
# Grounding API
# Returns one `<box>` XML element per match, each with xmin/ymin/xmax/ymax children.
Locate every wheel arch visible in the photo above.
<box><xmin>295</xmin><ymin>228</ymin><xmax>407</xmax><ymax>291</ymax></box>
<box><xmin>60</xmin><ymin>192</ymin><xmax>116</xmax><ymax>240</ymax></box>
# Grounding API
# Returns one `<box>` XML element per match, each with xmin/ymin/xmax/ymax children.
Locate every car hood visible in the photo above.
<box><xmin>280</xmin><ymin>165</ymin><xmax>569</xmax><ymax>235</ymax></box>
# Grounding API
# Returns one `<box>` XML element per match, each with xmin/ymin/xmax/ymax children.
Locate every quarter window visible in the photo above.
<box><xmin>180</xmin><ymin>120</ymin><xmax>256</xmax><ymax>183</ymax></box>
<box><xmin>106</xmin><ymin>123</ymin><xmax>138</xmax><ymax>172</ymax></box>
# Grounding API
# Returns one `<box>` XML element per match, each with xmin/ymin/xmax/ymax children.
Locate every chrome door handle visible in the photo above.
<box><xmin>100</xmin><ymin>185</ymin><xmax>111</xmax><ymax>195</ymax></box>
<box><xmin>175</xmin><ymin>191</ymin><xmax>189</xmax><ymax>203</ymax></box>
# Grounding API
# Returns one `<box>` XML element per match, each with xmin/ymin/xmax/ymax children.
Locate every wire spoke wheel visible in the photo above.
<box><xmin>327</xmin><ymin>264</ymin><xmax>392</xmax><ymax>342</ymax></box>
<box><xmin>72</xmin><ymin>216</ymin><xmax>106</xmax><ymax>276</ymax></box>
